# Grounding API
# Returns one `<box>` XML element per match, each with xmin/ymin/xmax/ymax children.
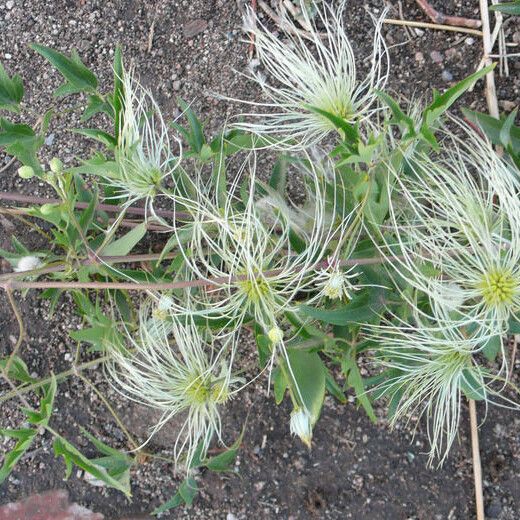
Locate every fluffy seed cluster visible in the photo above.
<box><xmin>367</xmin><ymin>123</ymin><xmax>520</xmax><ymax>464</ymax></box>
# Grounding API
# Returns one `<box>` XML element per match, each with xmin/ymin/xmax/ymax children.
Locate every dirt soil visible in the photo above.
<box><xmin>1</xmin><ymin>1</ymin><xmax>519</xmax><ymax>519</ymax></box>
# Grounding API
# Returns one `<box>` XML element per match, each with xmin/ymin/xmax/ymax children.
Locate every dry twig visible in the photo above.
<box><xmin>416</xmin><ymin>0</ymin><xmax>482</xmax><ymax>29</ymax></box>
<box><xmin>383</xmin><ymin>18</ymin><xmax>483</xmax><ymax>37</ymax></box>
<box><xmin>469</xmin><ymin>399</ymin><xmax>485</xmax><ymax>520</ymax></box>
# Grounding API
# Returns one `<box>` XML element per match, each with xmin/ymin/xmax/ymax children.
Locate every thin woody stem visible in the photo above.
<box><xmin>0</xmin><ymin>255</ymin><xmax>397</xmax><ymax>292</ymax></box>
<box><xmin>0</xmin><ymin>252</ymin><xmax>178</xmax><ymax>282</ymax></box>
<box><xmin>0</xmin><ymin>356</ymin><xmax>109</xmax><ymax>404</ymax></box>
<box><xmin>415</xmin><ymin>0</ymin><xmax>482</xmax><ymax>28</ymax></box>
<box><xmin>0</xmin><ymin>191</ymin><xmax>190</xmax><ymax>220</ymax></box>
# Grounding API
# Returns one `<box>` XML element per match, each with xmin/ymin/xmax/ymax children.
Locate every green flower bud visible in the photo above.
<box><xmin>40</xmin><ymin>203</ymin><xmax>57</xmax><ymax>215</ymax></box>
<box><xmin>18</xmin><ymin>165</ymin><xmax>35</xmax><ymax>179</ymax></box>
<box><xmin>49</xmin><ymin>158</ymin><xmax>63</xmax><ymax>173</ymax></box>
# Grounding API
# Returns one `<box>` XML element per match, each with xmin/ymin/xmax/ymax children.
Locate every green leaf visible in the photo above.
<box><xmin>299</xmin><ymin>289</ymin><xmax>385</xmax><ymax>326</ymax></box>
<box><xmin>153</xmin><ymin>490</ymin><xmax>184</xmax><ymax>514</ymax></box>
<box><xmin>341</xmin><ymin>354</ymin><xmax>376</xmax><ymax>422</ymax></box>
<box><xmin>100</xmin><ymin>222</ymin><xmax>147</xmax><ymax>256</ymax></box>
<box><xmin>422</xmin><ymin>65</ymin><xmax>494</xmax><ymax>128</ymax></box>
<box><xmin>0</xmin><ymin>428</ymin><xmax>37</xmax><ymax>484</ymax></box>
<box><xmin>462</xmin><ymin>108</ymin><xmax>520</xmax><ymax>154</ymax></box>
<box><xmin>325</xmin><ymin>370</ymin><xmax>346</xmax><ymax>404</ymax></box>
<box><xmin>23</xmin><ymin>375</ymin><xmax>56</xmax><ymax>427</ymax></box>
<box><xmin>153</xmin><ymin>477</ymin><xmax>198</xmax><ymax>514</ymax></box>
<box><xmin>460</xmin><ymin>369</ymin><xmax>486</xmax><ymax>401</ymax></box>
<box><xmin>0</xmin><ymin>62</ymin><xmax>23</xmax><ymax>112</ymax></box>
<box><xmin>113</xmin><ymin>46</ymin><xmax>124</xmax><ymax>139</ymax></box>
<box><xmin>286</xmin><ymin>349</ymin><xmax>326</xmax><ymax>425</ymax></box>
<box><xmin>306</xmin><ymin>104</ymin><xmax>359</xmax><ymax>143</ymax></box>
<box><xmin>0</xmin><ymin>355</ymin><xmax>35</xmax><ymax>385</ymax></box>
<box><xmin>269</xmin><ymin>156</ymin><xmax>288</xmax><ymax>194</ymax></box>
<box><xmin>0</xmin><ymin>118</ymin><xmax>44</xmax><ymax>173</ymax></box>
<box><xmin>509</xmin><ymin>317</ymin><xmax>520</xmax><ymax>334</ymax></box>
<box><xmin>177</xmin><ymin>98</ymin><xmax>205</xmax><ymax>153</ymax></box>
<box><xmin>30</xmin><ymin>44</ymin><xmax>97</xmax><ymax>96</ymax></box>
<box><xmin>273</xmin><ymin>366</ymin><xmax>288</xmax><ymax>404</ymax></box>
<box><xmin>79</xmin><ymin>428</ymin><xmax>133</xmax><ymax>492</ymax></box>
<box><xmin>482</xmin><ymin>335</ymin><xmax>502</xmax><ymax>362</ymax></box>
<box><xmin>73</xmin><ymin>128</ymin><xmax>117</xmax><ymax>148</ymax></box>
<box><xmin>489</xmin><ymin>1</ymin><xmax>520</xmax><ymax>14</ymax></box>
<box><xmin>53</xmin><ymin>436</ymin><xmax>131</xmax><ymax>496</ymax></box>
<box><xmin>81</xmin><ymin>94</ymin><xmax>113</xmax><ymax>121</ymax></box>
<box><xmin>375</xmin><ymin>90</ymin><xmax>416</xmax><ymax>138</ymax></box>
<box><xmin>204</xmin><ymin>431</ymin><xmax>243</xmax><ymax>472</ymax></box>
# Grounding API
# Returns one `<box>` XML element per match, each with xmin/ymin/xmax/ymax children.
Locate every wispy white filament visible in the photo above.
<box><xmin>106</xmin><ymin>304</ymin><xmax>240</xmax><ymax>470</ymax></box>
<box><xmin>227</xmin><ymin>1</ymin><xmax>389</xmax><ymax>148</ymax></box>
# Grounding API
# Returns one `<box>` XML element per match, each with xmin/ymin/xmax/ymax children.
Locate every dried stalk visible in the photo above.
<box><xmin>479</xmin><ymin>0</ymin><xmax>500</xmax><ymax>118</ymax></box>
<box><xmin>0</xmin><ymin>191</ymin><xmax>189</xmax><ymax>220</ymax></box>
<box><xmin>469</xmin><ymin>399</ymin><xmax>485</xmax><ymax>520</ymax></box>
<box><xmin>0</xmin><ymin>255</ymin><xmax>394</xmax><ymax>292</ymax></box>
<box><xmin>415</xmin><ymin>0</ymin><xmax>482</xmax><ymax>29</ymax></box>
<box><xmin>383</xmin><ymin>18</ymin><xmax>483</xmax><ymax>37</ymax></box>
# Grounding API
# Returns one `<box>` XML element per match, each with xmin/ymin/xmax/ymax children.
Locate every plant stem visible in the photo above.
<box><xmin>479</xmin><ymin>0</ymin><xmax>499</xmax><ymax>119</ymax></box>
<box><xmin>0</xmin><ymin>191</ymin><xmax>190</xmax><ymax>220</ymax></box>
<box><xmin>415</xmin><ymin>0</ymin><xmax>482</xmax><ymax>28</ymax></box>
<box><xmin>0</xmin><ymin>356</ymin><xmax>108</xmax><ymax>404</ymax></box>
<box><xmin>469</xmin><ymin>399</ymin><xmax>485</xmax><ymax>520</ymax></box>
<box><xmin>4</xmin><ymin>288</ymin><xmax>26</xmax><ymax>374</ymax></box>
<box><xmin>0</xmin><ymin>252</ymin><xmax>178</xmax><ymax>282</ymax></box>
<box><xmin>77</xmin><ymin>372</ymin><xmax>139</xmax><ymax>451</ymax></box>
<box><xmin>383</xmin><ymin>18</ymin><xmax>483</xmax><ymax>36</ymax></box>
<box><xmin>0</xmin><ymin>255</ymin><xmax>397</xmax><ymax>292</ymax></box>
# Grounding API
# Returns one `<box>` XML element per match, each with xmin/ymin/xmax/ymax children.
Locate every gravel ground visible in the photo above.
<box><xmin>1</xmin><ymin>1</ymin><xmax>519</xmax><ymax>519</ymax></box>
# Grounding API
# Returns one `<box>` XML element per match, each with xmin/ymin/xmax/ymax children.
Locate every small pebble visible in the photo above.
<box><xmin>430</xmin><ymin>50</ymin><xmax>443</xmax><ymax>64</ymax></box>
<box><xmin>4</xmin><ymin>53</ymin><xmax>12</xmax><ymax>60</ymax></box>
<box><xmin>226</xmin><ymin>514</ymin><xmax>238</xmax><ymax>520</ymax></box>
<box><xmin>442</xmin><ymin>70</ymin><xmax>453</xmax><ymax>82</ymax></box>
<box><xmin>465</xmin><ymin>37</ymin><xmax>475</xmax><ymax>45</ymax></box>
<box><xmin>172</xmin><ymin>80</ymin><xmax>181</xmax><ymax>91</ymax></box>
<box><xmin>415</xmin><ymin>51</ymin><xmax>424</xmax><ymax>62</ymax></box>
<box><xmin>6</xmin><ymin>0</ymin><xmax>14</xmax><ymax>9</ymax></box>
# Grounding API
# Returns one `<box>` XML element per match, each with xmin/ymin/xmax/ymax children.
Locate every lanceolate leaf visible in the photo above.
<box><xmin>100</xmin><ymin>222</ymin><xmax>147</xmax><ymax>256</ymax></box>
<box><xmin>0</xmin><ymin>62</ymin><xmax>23</xmax><ymax>112</ymax></box>
<box><xmin>489</xmin><ymin>1</ymin><xmax>520</xmax><ymax>14</ymax></box>
<box><xmin>53</xmin><ymin>437</ymin><xmax>131</xmax><ymax>496</ymax></box>
<box><xmin>286</xmin><ymin>349</ymin><xmax>326</xmax><ymax>425</ymax></box>
<box><xmin>0</xmin><ymin>428</ymin><xmax>37</xmax><ymax>484</ymax></box>
<box><xmin>31</xmin><ymin>44</ymin><xmax>98</xmax><ymax>97</ymax></box>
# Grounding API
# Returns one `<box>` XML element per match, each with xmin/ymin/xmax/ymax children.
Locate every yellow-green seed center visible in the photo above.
<box><xmin>239</xmin><ymin>278</ymin><xmax>270</xmax><ymax>304</ymax></box>
<box><xmin>479</xmin><ymin>269</ymin><xmax>516</xmax><ymax>307</ymax></box>
<box><xmin>185</xmin><ymin>376</ymin><xmax>210</xmax><ymax>405</ymax></box>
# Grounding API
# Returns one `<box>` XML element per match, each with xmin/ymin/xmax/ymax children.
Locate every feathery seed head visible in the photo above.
<box><xmin>366</xmin><ymin>309</ymin><xmax>498</xmax><ymax>465</ymax></box>
<box><xmin>229</xmin><ymin>1</ymin><xmax>389</xmax><ymax>148</ymax></box>
<box><xmin>379</xmin><ymin>126</ymin><xmax>520</xmax><ymax>338</ymax></box>
<box><xmin>268</xmin><ymin>326</ymin><xmax>284</xmax><ymax>345</ymax></box>
<box><xmin>106</xmin><ymin>308</ymin><xmax>240</xmax><ymax>470</ymax></box>
<box><xmin>105</xmin><ymin>68</ymin><xmax>181</xmax><ymax>214</ymax></box>
<box><xmin>478</xmin><ymin>268</ymin><xmax>518</xmax><ymax>308</ymax></box>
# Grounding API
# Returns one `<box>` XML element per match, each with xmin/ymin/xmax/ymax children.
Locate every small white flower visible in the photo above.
<box><xmin>290</xmin><ymin>407</ymin><xmax>313</xmax><ymax>448</ymax></box>
<box><xmin>227</xmin><ymin>1</ymin><xmax>388</xmax><ymax>148</ymax></box>
<box><xmin>314</xmin><ymin>258</ymin><xmax>359</xmax><ymax>301</ymax></box>
<box><xmin>14</xmin><ymin>255</ymin><xmax>42</xmax><ymax>273</ymax></box>
<box><xmin>268</xmin><ymin>326</ymin><xmax>284</xmax><ymax>344</ymax></box>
